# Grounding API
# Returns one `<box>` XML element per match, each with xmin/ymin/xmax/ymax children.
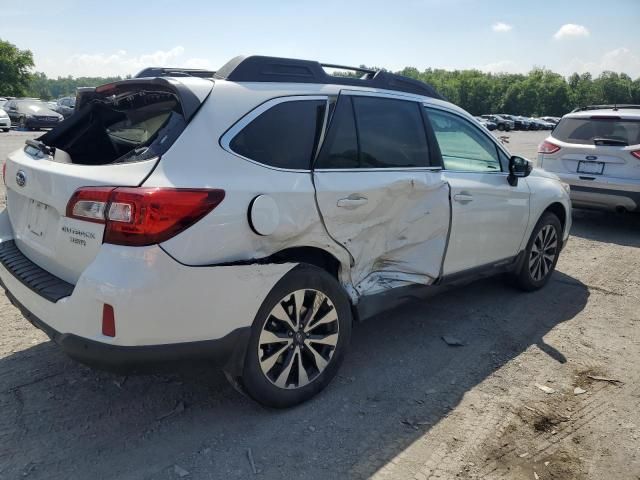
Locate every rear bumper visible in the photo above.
<box><xmin>0</xmin><ymin>118</ymin><xmax>10</xmax><ymax>128</ymax></box>
<box><xmin>547</xmin><ymin>173</ymin><xmax>640</xmax><ymax>212</ymax></box>
<box><xmin>0</xmin><ymin>209</ymin><xmax>295</xmax><ymax>371</ymax></box>
<box><xmin>1</xmin><ymin>282</ymin><xmax>249</xmax><ymax>373</ymax></box>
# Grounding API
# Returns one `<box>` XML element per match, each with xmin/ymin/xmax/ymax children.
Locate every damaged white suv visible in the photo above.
<box><xmin>0</xmin><ymin>56</ymin><xmax>571</xmax><ymax>407</ymax></box>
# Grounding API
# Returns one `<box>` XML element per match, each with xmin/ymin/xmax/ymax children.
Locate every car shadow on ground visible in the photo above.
<box><xmin>570</xmin><ymin>208</ymin><xmax>640</xmax><ymax>248</ymax></box>
<box><xmin>0</xmin><ymin>271</ymin><xmax>589</xmax><ymax>479</ymax></box>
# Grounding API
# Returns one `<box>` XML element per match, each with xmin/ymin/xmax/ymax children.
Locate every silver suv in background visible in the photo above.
<box><xmin>538</xmin><ymin>105</ymin><xmax>640</xmax><ymax>213</ymax></box>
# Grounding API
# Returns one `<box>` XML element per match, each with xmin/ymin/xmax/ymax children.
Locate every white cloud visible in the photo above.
<box><xmin>478</xmin><ymin>60</ymin><xmax>523</xmax><ymax>74</ymax></box>
<box><xmin>553</xmin><ymin>24</ymin><xmax>590</xmax><ymax>40</ymax></box>
<box><xmin>565</xmin><ymin>47</ymin><xmax>640</xmax><ymax>78</ymax></box>
<box><xmin>38</xmin><ymin>46</ymin><xmax>214</xmax><ymax>77</ymax></box>
<box><xmin>492</xmin><ymin>22</ymin><xmax>512</xmax><ymax>33</ymax></box>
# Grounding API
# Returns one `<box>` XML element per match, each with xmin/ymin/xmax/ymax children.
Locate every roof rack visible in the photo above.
<box><xmin>571</xmin><ymin>104</ymin><xmax>640</xmax><ymax>112</ymax></box>
<box><xmin>134</xmin><ymin>67</ymin><xmax>216</xmax><ymax>79</ymax></box>
<box><xmin>214</xmin><ymin>55</ymin><xmax>444</xmax><ymax>99</ymax></box>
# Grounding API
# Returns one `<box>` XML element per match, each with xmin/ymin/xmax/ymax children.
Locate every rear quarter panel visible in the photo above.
<box><xmin>146</xmin><ymin>81</ymin><xmax>351</xmax><ymax>274</ymax></box>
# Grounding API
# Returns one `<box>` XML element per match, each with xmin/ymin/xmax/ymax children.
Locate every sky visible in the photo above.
<box><xmin>2</xmin><ymin>0</ymin><xmax>639</xmax><ymax>79</ymax></box>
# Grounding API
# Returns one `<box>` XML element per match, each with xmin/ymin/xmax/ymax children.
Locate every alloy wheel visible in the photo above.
<box><xmin>529</xmin><ymin>224</ymin><xmax>558</xmax><ymax>282</ymax></box>
<box><xmin>257</xmin><ymin>289</ymin><xmax>339</xmax><ymax>389</ymax></box>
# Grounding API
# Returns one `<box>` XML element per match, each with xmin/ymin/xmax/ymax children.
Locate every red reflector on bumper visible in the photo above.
<box><xmin>102</xmin><ymin>304</ymin><xmax>116</xmax><ymax>337</ymax></box>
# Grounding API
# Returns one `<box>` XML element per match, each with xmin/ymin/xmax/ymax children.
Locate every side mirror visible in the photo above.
<box><xmin>508</xmin><ymin>156</ymin><xmax>533</xmax><ymax>186</ymax></box>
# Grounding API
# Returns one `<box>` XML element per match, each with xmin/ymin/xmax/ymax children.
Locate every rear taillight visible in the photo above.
<box><xmin>538</xmin><ymin>140</ymin><xmax>561</xmax><ymax>154</ymax></box>
<box><xmin>631</xmin><ymin>150</ymin><xmax>640</xmax><ymax>160</ymax></box>
<box><xmin>66</xmin><ymin>187</ymin><xmax>225</xmax><ymax>246</ymax></box>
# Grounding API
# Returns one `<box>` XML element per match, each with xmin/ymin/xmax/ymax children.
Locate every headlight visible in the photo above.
<box><xmin>560</xmin><ymin>182</ymin><xmax>571</xmax><ymax>194</ymax></box>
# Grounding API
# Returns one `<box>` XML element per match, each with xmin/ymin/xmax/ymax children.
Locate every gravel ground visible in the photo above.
<box><xmin>1</xmin><ymin>130</ymin><xmax>639</xmax><ymax>480</ymax></box>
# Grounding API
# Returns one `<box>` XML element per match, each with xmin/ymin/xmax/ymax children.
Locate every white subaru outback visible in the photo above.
<box><xmin>0</xmin><ymin>56</ymin><xmax>571</xmax><ymax>407</ymax></box>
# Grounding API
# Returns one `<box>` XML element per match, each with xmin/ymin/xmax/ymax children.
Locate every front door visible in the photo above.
<box><xmin>424</xmin><ymin>107</ymin><xmax>531</xmax><ymax>275</ymax></box>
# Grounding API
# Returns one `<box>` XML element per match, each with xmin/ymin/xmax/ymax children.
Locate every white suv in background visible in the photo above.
<box><xmin>0</xmin><ymin>56</ymin><xmax>571</xmax><ymax>407</ymax></box>
<box><xmin>539</xmin><ymin>105</ymin><xmax>640</xmax><ymax>212</ymax></box>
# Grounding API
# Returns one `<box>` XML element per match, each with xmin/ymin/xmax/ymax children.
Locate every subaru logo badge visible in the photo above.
<box><xmin>586</xmin><ymin>155</ymin><xmax>598</xmax><ymax>161</ymax></box>
<box><xmin>15</xmin><ymin>170</ymin><xmax>26</xmax><ymax>187</ymax></box>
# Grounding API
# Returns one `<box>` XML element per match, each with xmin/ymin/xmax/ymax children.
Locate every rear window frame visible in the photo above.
<box><xmin>220</xmin><ymin>95</ymin><xmax>329</xmax><ymax>172</ymax></box>
<box><xmin>552</xmin><ymin>116</ymin><xmax>640</xmax><ymax>146</ymax></box>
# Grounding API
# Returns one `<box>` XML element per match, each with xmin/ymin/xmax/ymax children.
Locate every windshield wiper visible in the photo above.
<box><xmin>593</xmin><ymin>137</ymin><xmax>628</xmax><ymax>146</ymax></box>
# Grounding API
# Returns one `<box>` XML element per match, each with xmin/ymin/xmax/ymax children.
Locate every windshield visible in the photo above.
<box><xmin>17</xmin><ymin>101</ymin><xmax>51</xmax><ymax>110</ymax></box>
<box><xmin>553</xmin><ymin>117</ymin><xmax>640</xmax><ymax>146</ymax></box>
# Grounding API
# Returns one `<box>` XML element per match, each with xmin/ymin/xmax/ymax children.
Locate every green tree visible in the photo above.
<box><xmin>0</xmin><ymin>39</ymin><xmax>34</xmax><ymax>96</ymax></box>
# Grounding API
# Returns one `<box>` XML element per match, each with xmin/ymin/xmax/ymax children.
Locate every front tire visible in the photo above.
<box><xmin>515</xmin><ymin>212</ymin><xmax>562</xmax><ymax>291</ymax></box>
<box><xmin>497</xmin><ymin>123</ymin><xmax>505</xmax><ymax>131</ymax></box>
<box><xmin>241</xmin><ymin>264</ymin><xmax>352</xmax><ymax>408</ymax></box>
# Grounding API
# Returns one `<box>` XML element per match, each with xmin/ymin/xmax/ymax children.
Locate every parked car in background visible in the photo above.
<box><xmin>540</xmin><ymin>116</ymin><xmax>561</xmax><ymax>125</ymax></box>
<box><xmin>531</xmin><ymin>118</ymin><xmax>555</xmax><ymax>130</ymax></box>
<box><xmin>481</xmin><ymin>114</ymin><xmax>513</xmax><ymax>131</ymax></box>
<box><xmin>538</xmin><ymin>105</ymin><xmax>640</xmax><ymax>212</ymax></box>
<box><xmin>55</xmin><ymin>96</ymin><xmax>76</xmax><ymax>118</ymax></box>
<box><xmin>4</xmin><ymin>99</ymin><xmax>63</xmax><ymax>130</ymax></box>
<box><xmin>498</xmin><ymin>114</ymin><xmax>530</xmax><ymax>131</ymax></box>
<box><xmin>0</xmin><ymin>56</ymin><xmax>571</xmax><ymax>407</ymax></box>
<box><xmin>475</xmin><ymin>116</ymin><xmax>497</xmax><ymax>130</ymax></box>
<box><xmin>0</xmin><ymin>108</ymin><xmax>10</xmax><ymax>132</ymax></box>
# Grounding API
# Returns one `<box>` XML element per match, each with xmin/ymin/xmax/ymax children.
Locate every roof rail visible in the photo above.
<box><xmin>134</xmin><ymin>67</ymin><xmax>216</xmax><ymax>79</ymax></box>
<box><xmin>214</xmin><ymin>55</ymin><xmax>444</xmax><ymax>99</ymax></box>
<box><xmin>571</xmin><ymin>104</ymin><xmax>640</xmax><ymax>112</ymax></box>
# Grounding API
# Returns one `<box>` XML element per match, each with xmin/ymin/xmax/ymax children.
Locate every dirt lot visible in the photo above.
<box><xmin>0</xmin><ymin>130</ymin><xmax>639</xmax><ymax>480</ymax></box>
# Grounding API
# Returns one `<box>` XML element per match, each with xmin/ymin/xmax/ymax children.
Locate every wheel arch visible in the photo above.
<box><xmin>270</xmin><ymin>246</ymin><xmax>341</xmax><ymax>279</ymax></box>
<box><xmin>542</xmin><ymin>201</ymin><xmax>568</xmax><ymax>233</ymax></box>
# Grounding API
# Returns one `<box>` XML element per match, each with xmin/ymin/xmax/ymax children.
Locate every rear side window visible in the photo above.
<box><xmin>553</xmin><ymin>117</ymin><xmax>640</xmax><ymax>146</ymax></box>
<box><xmin>426</xmin><ymin>108</ymin><xmax>501</xmax><ymax>172</ymax></box>
<box><xmin>316</xmin><ymin>96</ymin><xmax>430</xmax><ymax>169</ymax></box>
<box><xmin>230</xmin><ymin>100</ymin><xmax>326</xmax><ymax>170</ymax></box>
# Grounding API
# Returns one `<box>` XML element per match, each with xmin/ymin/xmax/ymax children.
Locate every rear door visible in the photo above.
<box><xmin>424</xmin><ymin>106</ymin><xmax>530</xmax><ymax>275</ymax></box>
<box><xmin>4</xmin><ymin>77</ymin><xmax>212</xmax><ymax>284</ymax></box>
<box><xmin>314</xmin><ymin>92</ymin><xmax>450</xmax><ymax>296</ymax></box>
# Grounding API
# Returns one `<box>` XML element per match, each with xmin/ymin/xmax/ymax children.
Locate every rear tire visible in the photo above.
<box><xmin>515</xmin><ymin>212</ymin><xmax>562</xmax><ymax>291</ymax></box>
<box><xmin>241</xmin><ymin>264</ymin><xmax>352</xmax><ymax>408</ymax></box>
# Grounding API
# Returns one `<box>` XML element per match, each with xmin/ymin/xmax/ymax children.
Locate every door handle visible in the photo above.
<box><xmin>337</xmin><ymin>195</ymin><xmax>368</xmax><ymax>209</ymax></box>
<box><xmin>453</xmin><ymin>193</ymin><xmax>474</xmax><ymax>204</ymax></box>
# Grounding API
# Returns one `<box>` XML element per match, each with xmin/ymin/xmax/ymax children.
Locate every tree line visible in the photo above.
<box><xmin>2</xmin><ymin>38</ymin><xmax>639</xmax><ymax>116</ymax></box>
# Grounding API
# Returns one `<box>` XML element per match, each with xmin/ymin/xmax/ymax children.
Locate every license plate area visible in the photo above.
<box><xmin>26</xmin><ymin>199</ymin><xmax>50</xmax><ymax>237</ymax></box>
<box><xmin>577</xmin><ymin>161</ymin><xmax>605</xmax><ymax>175</ymax></box>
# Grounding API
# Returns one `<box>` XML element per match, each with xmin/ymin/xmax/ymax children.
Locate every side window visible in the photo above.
<box><xmin>230</xmin><ymin>100</ymin><xmax>325</xmax><ymax>170</ymax></box>
<box><xmin>316</xmin><ymin>95</ymin><xmax>430</xmax><ymax>169</ymax></box>
<box><xmin>426</xmin><ymin>108</ymin><xmax>501</xmax><ymax>172</ymax></box>
<box><xmin>353</xmin><ymin>96</ymin><xmax>430</xmax><ymax>168</ymax></box>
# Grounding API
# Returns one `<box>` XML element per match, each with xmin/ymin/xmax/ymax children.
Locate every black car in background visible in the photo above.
<box><xmin>4</xmin><ymin>99</ymin><xmax>63</xmax><ymax>130</ymax></box>
<box><xmin>480</xmin><ymin>114</ymin><xmax>514</xmax><ymax>131</ymax></box>
<box><xmin>497</xmin><ymin>114</ymin><xmax>529</xmax><ymax>130</ymax></box>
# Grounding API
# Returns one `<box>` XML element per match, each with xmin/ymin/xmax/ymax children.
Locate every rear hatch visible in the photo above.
<box><xmin>4</xmin><ymin>77</ymin><xmax>213</xmax><ymax>284</ymax></box>
<box><xmin>548</xmin><ymin>115</ymin><xmax>640</xmax><ymax>180</ymax></box>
